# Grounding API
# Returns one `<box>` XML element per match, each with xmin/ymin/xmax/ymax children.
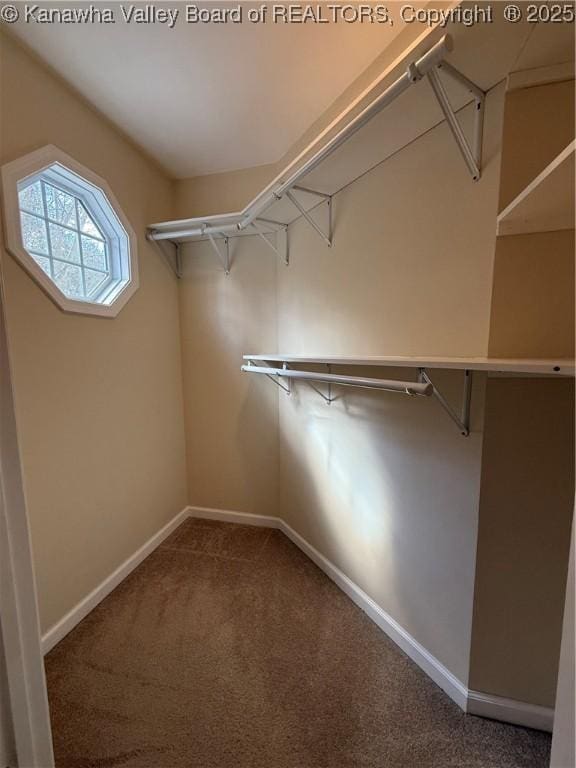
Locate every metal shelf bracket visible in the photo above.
<box><xmin>305</xmin><ymin>364</ymin><xmax>335</xmax><ymax>404</ymax></box>
<box><xmin>427</xmin><ymin>62</ymin><xmax>485</xmax><ymax>181</ymax></box>
<box><xmin>306</xmin><ymin>381</ymin><xmax>333</xmax><ymax>403</ymax></box>
<box><xmin>418</xmin><ymin>368</ymin><xmax>473</xmax><ymax>436</ymax></box>
<box><xmin>251</xmin><ymin>219</ymin><xmax>289</xmax><ymax>265</ymax></box>
<box><xmin>207</xmin><ymin>233</ymin><xmax>230</xmax><ymax>275</ymax></box>
<box><xmin>245</xmin><ymin>360</ymin><xmax>291</xmax><ymax>394</ymax></box>
<box><xmin>285</xmin><ymin>187</ymin><xmax>333</xmax><ymax>248</ymax></box>
<box><xmin>153</xmin><ymin>239</ymin><xmax>182</xmax><ymax>279</ymax></box>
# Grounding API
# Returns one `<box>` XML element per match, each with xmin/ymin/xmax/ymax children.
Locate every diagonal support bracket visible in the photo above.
<box><xmin>265</xmin><ymin>372</ymin><xmax>290</xmax><ymax>394</ymax></box>
<box><xmin>153</xmin><ymin>239</ymin><xmax>182</xmax><ymax>278</ymax></box>
<box><xmin>427</xmin><ymin>63</ymin><xmax>485</xmax><ymax>181</ymax></box>
<box><xmin>304</xmin><ymin>363</ymin><xmax>336</xmax><ymax>404</ymax></box>
<box><xmin>245</xmin><ymin>360</ymin><xmax>291</xmax><ymax>394</ymax></box>
<box><xmin>207</xmin><ymin>233</ymin><xmax>230</xmax><ymax>275</ymax></box>
<box><xmin>418</xmin><ymin>368</ymin><xmax>473</xmax><ymax>436</ymax></box>
<box><xmin>252</xmin><ymin>220</ymin><xmax>289</xmax><ymax>265</ymax></box>
<box><xmin>285</xmin><ymin>188</ymin><xmax>333</xmax><ymax>247</ymax></box>
<box><xmin>306</xmin><ymin>381</ymin><xmax>333</xmax><ymax>403</ymax></box>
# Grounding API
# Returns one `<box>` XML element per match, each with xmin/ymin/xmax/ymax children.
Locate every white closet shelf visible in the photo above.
<box><xmin>147</xmin><ymin>16</ymin><xmax>505</xmax><ymax>273</ymax></box>
<box><xmin>148</xmin><ymin>16</ymin><xmax>568</xmax><ymax>276</ymax></box>
<box><xmin>497</xmin><ymin>140</ymin><xmax>575</xmax><ymax>237</ymax></box>
<box><xmin>242</xmin><ymin>355</ymin><xmax>574</xmax><ymax>436</ymax></box>
<box><xmin>147</xmin><ymin>34</ymin><xmax>479</xmax><ymax>248</ymax></box>
<box><xmin>243</xmin><ymin>355</ymin><xmax>575</xmax><ymax>376</ymax></box>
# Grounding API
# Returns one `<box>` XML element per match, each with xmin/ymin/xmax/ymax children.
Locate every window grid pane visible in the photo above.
<box><xmin>39</xmin><ymin>179</ymin><xmax>55</xmax><ymax>279</ymax></box>
<box><xmin>78</xmin><ymin>201</ymin><xmax>105</xmax><ymax>241</ymax></box>
<box><xmin>18</xmin><ymin>179</ymin><xmax>110</xmax><ymax>300</ymax></box>
<box><xmin>74</xmin><ymin>199</ymin><xmax>87</xmax><ymax>297</ymax></box>
<box><xmin>29</xmin><ymin>206</ymin><xmax>106</xmax><ymax>244</ymax></box>
<box><xmin>20</xmin><ymin>212</ymin><xmax>49</xmax><ymax>256</ymax></box>
<box><xmin>80</xmin><ymin>234</ymin><xmax>107</xmax><ymax>272</ymax></box>
<box><xmin>45</xmin><ymin>184</ymin><xmax>76</xmax><ymax>227</ymax></box>
<box><xmin>19</xmin><ymin>180</ymin><xmax>44</xmax><ymax>216</ymax></box>
<box><xmin>48</xmin><ymin>222</ymin><xmax>81</xmax><ymax>265</ymax></box>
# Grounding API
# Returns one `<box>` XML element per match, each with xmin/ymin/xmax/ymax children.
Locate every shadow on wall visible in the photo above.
<box><xmin>277</xmin><ymin>368</ymin><xmax>486</xmax><ymax>683</ymax></box>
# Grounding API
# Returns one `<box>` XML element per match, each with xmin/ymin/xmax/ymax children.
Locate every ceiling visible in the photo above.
<box><xmin>9</xmin><ymin>2</ymin><xmax>414</xmax><ymax>178</ymax></box>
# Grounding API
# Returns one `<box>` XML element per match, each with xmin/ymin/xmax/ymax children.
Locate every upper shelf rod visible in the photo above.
<box><xmin>148</xmin><ymin>35</ymin><xmax>453</xmax><ymax>243</ymax></box>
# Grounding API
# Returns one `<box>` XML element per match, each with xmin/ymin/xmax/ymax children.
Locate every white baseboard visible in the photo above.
<box><xmin>467</xmin><ymin>690</ymin><xmax>554</xmax><ymax>733</ymax></box>
<box><xmin>41</xmin><ymin>507</ymin><xmax>190</xmax><ymax>654</ymax></box>
<box><xmin>278</xmin><ymin>518</ymin><xmax>470</xmax><ymax>710</ymax></box>
<box><xmin>187</xmin><ymin>505</ymin><xmax>281</xmax><ymax>529</ymax></box>
<box><xmin>43</xmin><ymin>503</ymin><xmax>554</xmax><ymax>733</ymax></box>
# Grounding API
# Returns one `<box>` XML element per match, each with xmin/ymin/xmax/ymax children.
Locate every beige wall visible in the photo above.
<box><xmin>276</xmin><ymin>91</ymin><xmax>503</xmax><ymax>359</ymax></box>
<box><xmin>273</xmin><ymin>85</ymin><xmax>504</xmax><ymax>683</ymax></box>
<box><xmin>488</xmin><ymin>229</ymin><xmax>575</xmax><ymax>358</ymax></box>
<box><xmin>178</xmin><ymin>237</ymin><xmax>279</xmax><ymax>517</ymax></box>
<box><xmin>176</xmin><ymin>163</ymin><xmax>278</xmax><ymax>219</ymax></box>
<box><xmin>279</xmin><ymin>371</ymin><xmax>486</xmax><ymax>682</ymax></box>
<box><xmin>469</xmin><ymin>379</ymin><xmax>574</xmax><ymax>706</ymax></box>
<box><xmin>0</xmin><ymin>34</ymin><xmax>188</xmax><ymax>633</ymax></box>
<box><xmin>498</xmin><ymin>79</ymin><xmax>574</xmax><ymax>212</ymax></box>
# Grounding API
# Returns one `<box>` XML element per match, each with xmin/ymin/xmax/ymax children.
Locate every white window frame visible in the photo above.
<box><xmin>1</xmin><ymin>145</ymin><xmax>138</xmax><ymax>318</ymax></box>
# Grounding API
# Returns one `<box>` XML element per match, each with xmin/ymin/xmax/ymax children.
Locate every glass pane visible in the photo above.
<box><xmin>49</xmin><ymin>223</ymin><xmax>80</xmax><ymax>264</ymax></box>
<box><xmin>81</xmin><ymin>235</ymin><xmax>107</xmax><ymax>271</ymax></box>
<box><xmin>53</xmin><ymin>261</ymin><xmax>84</xmax><ymax>298</ymax></box>
<box><xmin>31</xmin><ymin>254</ymin><xmax>51</xmax><ymax>276</ymax></box>
<box><xmin>18</xmin><ymin>181</ymin><xmax>44</xmax><ymax>216</ymax></box>
<box><xmin>84</xmin><ymin>268</ymin><xmax>107</xmax><ymax>296</ymax></box>
<box><xmin>78</xmin><ymin>202</ymin><xmax>103</xmax><ymax>239</ymax></box>
<box><xmin>45</xmin><ymin>183</ymin><xmax>76</xmax><ymax>227</ymax></box>
<box><xmin>20</xmin><ymin>212</ymin><xmax>49</xmax><ymax>256</ymax></box>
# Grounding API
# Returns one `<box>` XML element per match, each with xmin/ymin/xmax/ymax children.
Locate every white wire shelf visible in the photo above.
<box><xmin>241</xmin><ymin>354</ymin><xmax>574</xmax><ymax>436</ymax></box>
<box><xmin>147</xmin><ymin>15</ymin><xmax>567</xmax><ymax>275</ymax></box>
<box><xmin>242</xmin><ymin>355</ymin><xmax>575</xmax><ymax>376</ymax></box>
<box><xmin>147</xmin><ymin>28</ymin><xmax>492</xmax><ymax>273</ymax></box>
<box><xmin>497</xmin><ymin>141</ymin><xmax>575</xmax><ymax>237</ymax></box>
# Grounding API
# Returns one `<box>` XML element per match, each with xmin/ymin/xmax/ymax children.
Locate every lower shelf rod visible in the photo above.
<box><xmin>241</xmin><ymin>364</ymin><xmax>432</xmax><ymax>397</ymax></box>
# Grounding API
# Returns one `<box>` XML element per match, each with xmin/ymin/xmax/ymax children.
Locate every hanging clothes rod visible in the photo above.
<box><xmin>241</xmin><ymin>365</ymin><xmax>433</xmax><ymax>397</ymax></box>
<box><xmin>242</xmin><ymin>359</ymin><xmax>480</xmax><ymax>435</ymax></box>
<box><xmin>148</xmin><ymin>35</ymin><xmax>455</xmax><ymax>243</ymax></box>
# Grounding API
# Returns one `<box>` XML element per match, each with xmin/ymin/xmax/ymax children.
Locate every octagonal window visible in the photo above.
<box><xmin>19</xmin><ymin>179</ymin><xmax>111</xmax><ymax>301</ymax></box>
<box><xmin>2</xmin><ymin>146</ymin><xmax>138</xmax><ymax>317</ymax></box>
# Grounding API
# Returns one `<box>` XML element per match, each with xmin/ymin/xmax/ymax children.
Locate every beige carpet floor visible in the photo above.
<box><xmin>46</xmin><ymin>518</ymin><xmax>551</xmax><ymax>768</ymax></box>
